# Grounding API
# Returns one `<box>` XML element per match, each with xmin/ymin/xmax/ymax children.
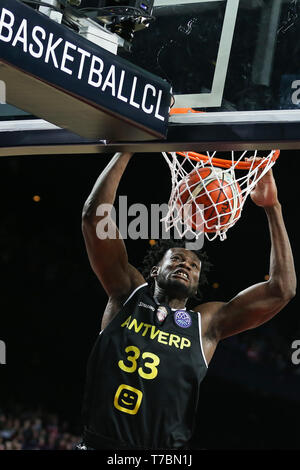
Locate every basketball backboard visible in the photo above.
<box><xmin>1</xmin><ymin>0</ymin><xmax>300</xmax><ymax>154</ymax></box>
<box><xmin>122</xmin><ymin>0</ymin><xmax>300</xmax><ymax>150</ymax></box>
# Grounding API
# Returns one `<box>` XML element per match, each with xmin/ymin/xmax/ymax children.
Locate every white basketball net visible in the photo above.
<box><xmin>162</xmin><ymin>150</ymin><xmax>279</xmax><ymax>241</ymax></box>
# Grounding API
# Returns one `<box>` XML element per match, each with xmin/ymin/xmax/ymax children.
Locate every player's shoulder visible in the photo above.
<box><xmin>122</xmin><ymin>281</ymin><xmax>150</xmax><ymax>307</ymax></box>
<box><xmin>192</xmin><ymin>301</ymin><xmax>226</xmax><ymax>339</ymax></box>
<box><xmin>193</xmin><ymin>301</ymin><xmax>226</xmax><ymax>315</ymax></box>
<box><xmin>192</xmin><ymin>301</ymin><xmax>226</xmax><ymax>328</ymax></box>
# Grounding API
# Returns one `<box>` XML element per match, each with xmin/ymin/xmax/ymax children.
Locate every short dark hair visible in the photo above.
<box><xmin>140</xmin><ymin>239</ymin><xmax>212</xmax><ymax>308</ymax></box>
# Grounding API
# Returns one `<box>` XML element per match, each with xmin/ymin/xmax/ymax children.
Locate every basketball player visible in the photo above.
<box><xmin>79</xmin><ymin>152</ymin><xmax>296</xmax><ymax>450</ymax></box>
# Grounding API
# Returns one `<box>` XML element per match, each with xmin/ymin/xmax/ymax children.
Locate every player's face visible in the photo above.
<box><xmin>155</xmin><ymin>248</ymin><xmax>201</xmax><ymax>297</ymax></box>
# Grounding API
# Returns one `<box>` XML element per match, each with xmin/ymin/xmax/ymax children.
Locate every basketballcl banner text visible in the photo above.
<box><xmin>0</xmin><ymin>0</ymin><xmax>171</xmax><ymax>137</ymax></box>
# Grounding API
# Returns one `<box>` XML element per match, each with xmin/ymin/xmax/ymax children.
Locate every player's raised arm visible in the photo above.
<box><xmin>199</xmin><ymin>165</ymin><xmax>296</xmax><ymax>343</ymax></box>
<box><xmin>82</xmin><ymin>152</ymin><xmax>145</xmax><ymax>301</ymax></box>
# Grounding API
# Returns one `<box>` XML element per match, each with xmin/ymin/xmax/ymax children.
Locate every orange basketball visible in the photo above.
<box><xmin>177</xmin><ymin>167</ymin><xmax>243</xmax><ymax>233</ymax></box>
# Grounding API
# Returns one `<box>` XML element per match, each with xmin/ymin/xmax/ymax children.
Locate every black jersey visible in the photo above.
<box><xmin>82</xmin><ymin>283</ymin><xmax>208</xmax><ymax>450</ymax></box>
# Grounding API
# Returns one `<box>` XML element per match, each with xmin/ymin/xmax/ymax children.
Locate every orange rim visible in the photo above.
<box><xmin>170</xmin><ymin>108</ymin><xmax>204</xmax><ymax>115</ymax></box>
<box><xmin>175</xmin><ymin>150</ymin><xmax>280</xmax><ymax>169</ymax></box>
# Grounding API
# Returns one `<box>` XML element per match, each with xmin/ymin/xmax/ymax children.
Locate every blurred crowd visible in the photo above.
<box><xmin>232</xmin><ymin>325</ymin><xmax>300</xmax><ymax>376</ymax></box>
<box><xmin>0</xmin><ymin>405</ymin><xmax>81</xmax><ymax>450</ymax></box>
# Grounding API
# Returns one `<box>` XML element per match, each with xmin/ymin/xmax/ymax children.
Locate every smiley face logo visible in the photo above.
<box><xmin>114</xmin><ymin>385</ymin><xmax>143</xmax><ymax>415</ymax></box>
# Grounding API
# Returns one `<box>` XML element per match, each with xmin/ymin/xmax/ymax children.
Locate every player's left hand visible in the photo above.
<box><xmin>245</xmin><ymin>157</ymin><xmax>279</xmax><ymax>208</ymax></box>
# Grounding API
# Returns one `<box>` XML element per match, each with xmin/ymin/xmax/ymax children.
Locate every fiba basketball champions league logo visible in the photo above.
<box><xmin>174</xmin><ymin>310</ymin><xmax>192</xmax><ymax>329</ymax></box>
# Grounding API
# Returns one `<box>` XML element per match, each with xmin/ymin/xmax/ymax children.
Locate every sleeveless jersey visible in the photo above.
<box><xmin>82</xmin><ymin>283</ymin><xmax>208</xmax><ymax>450</ymax></box>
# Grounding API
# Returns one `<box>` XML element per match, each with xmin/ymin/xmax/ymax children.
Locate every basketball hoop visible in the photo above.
<box><xmin>161</xmin><ymin>149</ymin><xmax>280</xmax><ymax>241</ymax></box>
